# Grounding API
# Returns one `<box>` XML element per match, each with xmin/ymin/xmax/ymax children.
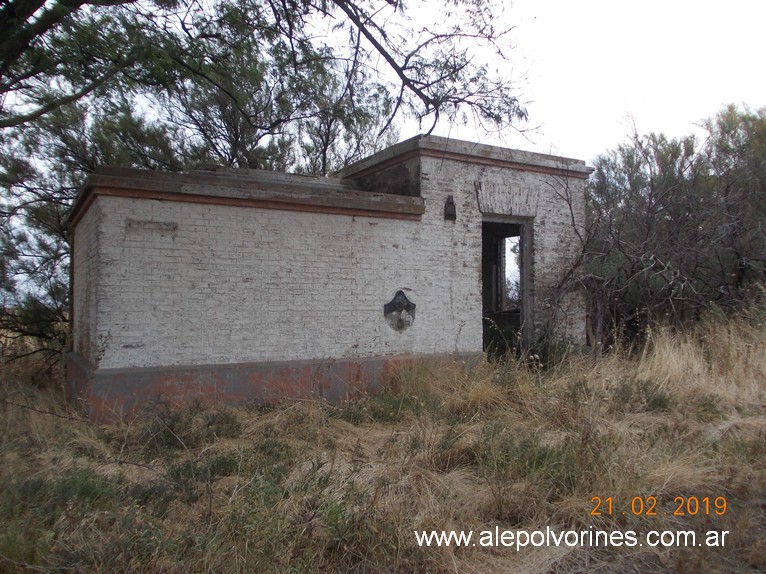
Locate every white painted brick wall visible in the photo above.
<box><xmin>419</xmin><ymin>155</ymin><xmax>588</xmax><ymax>343</ymax></box>
<box><xmin>81</xmin><ymin>190</ymin><xmax>483</xmax><ymax>370</ymax></box>
<box><xmin>73</xmin><ymin>149</ymin><xmax>588</xmax><ymax>371</ymax></box>
<box><xmin>72</xmin><ymin>200</ymin><xmax>102</xmax><ymax>363</ymax></box>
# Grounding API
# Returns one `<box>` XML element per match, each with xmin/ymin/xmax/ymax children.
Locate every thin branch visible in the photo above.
<box><xmin>0</xmin><ymin>64</ymin><xmax>126</xmax><ymax>129</ymax></box>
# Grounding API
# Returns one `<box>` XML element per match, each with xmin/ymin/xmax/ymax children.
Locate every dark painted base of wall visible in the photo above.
<box><xmin>66</xmin><ymin>352</ymin><xmax>483</xmax><ymax>423</ymax></box>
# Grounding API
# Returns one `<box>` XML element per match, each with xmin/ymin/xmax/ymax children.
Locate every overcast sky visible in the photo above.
<box><xmin>400</xmin><ymin>0</ymin><xmax>766</xmax><ymax>164</ymax></box>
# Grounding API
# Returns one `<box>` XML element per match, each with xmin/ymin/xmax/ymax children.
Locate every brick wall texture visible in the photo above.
<box><xmin>71</xmin><ymin>138</ymin><xmax>589</xmax><ymax>372</ymax></box>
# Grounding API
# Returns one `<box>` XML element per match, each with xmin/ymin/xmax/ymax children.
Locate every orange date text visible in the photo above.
<box><xmin>590</xmin><ymin>496</ymin><xmax>727</xmax><ymax>517</ymax></box>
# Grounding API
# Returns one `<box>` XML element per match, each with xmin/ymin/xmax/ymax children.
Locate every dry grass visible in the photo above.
<box><xmin>1</xmin><ymin>311</ymin><xmax>765</xmax><ymax>573</ymax></box>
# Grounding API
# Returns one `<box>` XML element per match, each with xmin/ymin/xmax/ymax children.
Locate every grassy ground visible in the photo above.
<box><xmin>1</xmin><ymin>312</ymin><xmax>764</xmax><ymax>573</ymax></box>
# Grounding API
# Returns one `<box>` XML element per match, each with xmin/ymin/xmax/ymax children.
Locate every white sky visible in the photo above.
<box><xmin>399</xmin><ymin>0</ymin><xmax>766</xmax><ymax>164</ymax></box>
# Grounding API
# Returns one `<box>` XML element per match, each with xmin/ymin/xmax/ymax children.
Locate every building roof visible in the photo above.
<box><xmin>70</xmin><ymin>135</ymin><xmax>592</xmax><ymax>228</ymax></box>
<box><xmin>69</xmin><ymin>165</ymin><xmax>425</xmax><ymax>228</ymax></box>
<box><xmin>339</xmin><ymin>134</ymin><xmax>594</xmax><ymax>180</ymax></box>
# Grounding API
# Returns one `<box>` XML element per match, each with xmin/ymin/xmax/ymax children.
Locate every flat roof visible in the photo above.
<box><xmin>69</xmin><ymin>166</ymin><xmax>425</xmax><ymax>227</ymax></box>
<box><xmin>70</xmin><ymin>136</ymin><xmax>593</xmax><ymax>228</ymax></box>
<box><xmin>339</xmin><ymin>134</ymin><xmax>594</xmax><ymax>180</ymax></box>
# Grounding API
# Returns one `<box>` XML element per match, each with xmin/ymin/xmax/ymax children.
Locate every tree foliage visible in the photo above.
<box><xmin>585</xmin><ymin>105</ymin><xmax>766</xmax><ymax>343</ymax></box>
<box><xmin>0</xmin><ymin>0</ymin><xmax>526</xmax><ymax>132</ymax></box>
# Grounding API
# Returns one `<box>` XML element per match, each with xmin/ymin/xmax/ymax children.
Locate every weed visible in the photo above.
<box><xmin>694</xmin><ymin>394</ymin><xmax>723</xmax><ymax>422</ymax></box>
<box><xmin>126</xmin><ymin>481</ymin><xmax>176</xmax><ymax>518</ymax></box>
<box><xmin>139</xmin><ymin>407</ymin><xmax>202</xmax><ymax>458</ymax></box>
<box><xmin>167</xmin><ymin>460</ymin><xmax>205</xmax><ymax>503</ymax></box>
<box><xmin>206</xmin><ymin>451</ymin><xmax>240</xmax><ymax>476</ymax></box>
<box><xmin>333</xmin><ymin>392</ymin><xmax>429</xmax><ymax>424</ymax></box>
<box><xmin>610</xmin><ymin>378</ymin><xmax>674</xmax><ymax>413</ymax></box>
<box><xmin>53</xmin><ymin>468</ymin><xmax>120</xmax><ymax>510</ymax></box>
<box><xmin>202</xmin><ymin>409</ymin><xmax>242</xmax><ymax>440</ymax></box>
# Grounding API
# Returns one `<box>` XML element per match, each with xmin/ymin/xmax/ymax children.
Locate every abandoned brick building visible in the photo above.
<box><xmin>67</xmin><ymin>135</ymin><xmax>592</xmax><ymax>421</ymax></box>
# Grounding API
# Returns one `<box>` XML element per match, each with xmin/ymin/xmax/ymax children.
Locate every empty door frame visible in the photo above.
<box><xmin>481</xmin><ymin>216</ymin><xmax>533</xmax><ymax>351</ymax></box>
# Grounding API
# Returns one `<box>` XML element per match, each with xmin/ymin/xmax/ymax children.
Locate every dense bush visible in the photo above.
<box><xmin>585</xmin><ymin>105</ymin><xmax>766</xmax><ymax>343</ymax></box>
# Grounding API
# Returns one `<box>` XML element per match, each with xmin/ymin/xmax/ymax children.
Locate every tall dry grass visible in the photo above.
<box><xmin>0</xmin><ymin>310</ymin><xmax>764</xmax><ymax>573</ymax></box>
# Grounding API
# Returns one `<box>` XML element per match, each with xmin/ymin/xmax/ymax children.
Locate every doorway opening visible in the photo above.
<box><xmin>482</xmin><ymin>220</ymin><xmax>529</xmax><ymax>354</ymax></box>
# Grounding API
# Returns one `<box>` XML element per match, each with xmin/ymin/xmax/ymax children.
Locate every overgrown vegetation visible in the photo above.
<box><xmin>1</xmin><ymin>310</ymin><xmax>764</xmax><ymax>573</ymax></box>
<box><xmin>585</xmin><ymin>105</ymin><xmax>766</xmax><ymax>342</ymax></box>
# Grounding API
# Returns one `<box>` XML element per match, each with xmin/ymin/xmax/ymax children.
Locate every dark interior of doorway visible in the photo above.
<box><xmin>482</xmin><ymin>221</ymin><xmax>523</xmax><ymax>356</ymax></box>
